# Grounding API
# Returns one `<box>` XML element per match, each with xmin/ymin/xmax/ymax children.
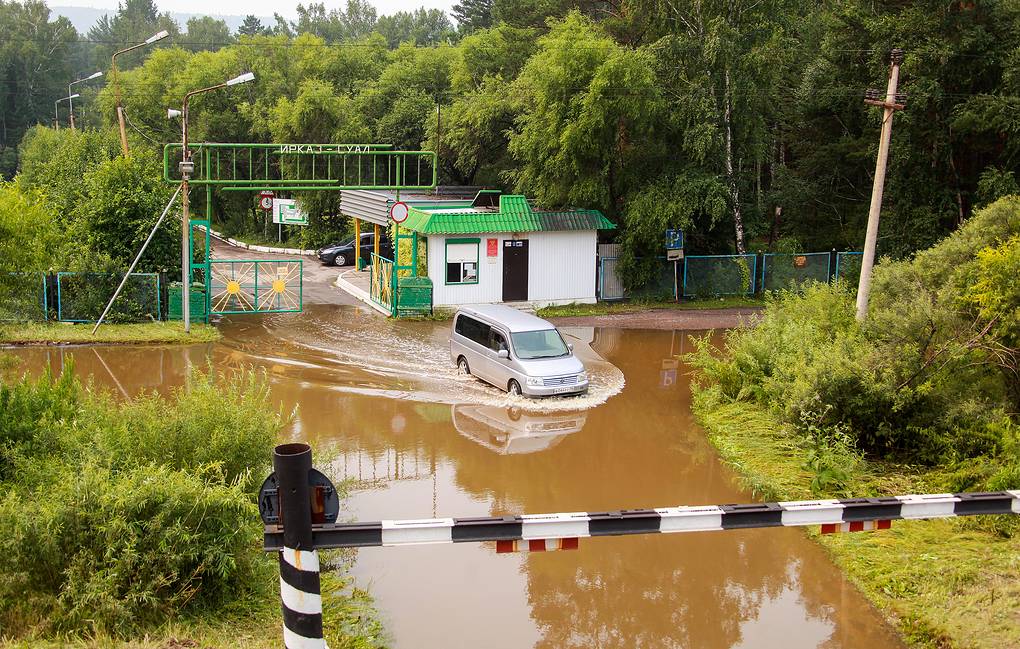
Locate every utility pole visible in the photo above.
<box><xmin>856</xmin><ymin>48</ymin><xmax>906</xmax><ymax>322</ymax></box>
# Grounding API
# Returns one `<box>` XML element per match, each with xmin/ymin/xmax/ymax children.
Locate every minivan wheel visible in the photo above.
<box><xmin>508</xmin><ymin>379</ymin><xmax>522</xmax><ymax>396</ymax></box>
<box><xmin>333</xmin><ymin>254</ymin><xmax>347</xmax><ymax>267</ymax></box>
<box><xmin>457</xmin><ymin>357</ymin><xmax>471</xmax><ymax>375</ymax></box>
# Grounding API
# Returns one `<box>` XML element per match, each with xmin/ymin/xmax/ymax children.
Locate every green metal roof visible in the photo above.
<box><xmin>401</xmin><ymin>194</ymin><xmax>616</xmax><ymax>234</ymax></box>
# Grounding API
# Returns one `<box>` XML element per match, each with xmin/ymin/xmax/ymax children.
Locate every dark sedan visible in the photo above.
<box><xmin>317</xmin><ymin>232</ymin><xmax>393</xmax><ymax>266</ymax></box>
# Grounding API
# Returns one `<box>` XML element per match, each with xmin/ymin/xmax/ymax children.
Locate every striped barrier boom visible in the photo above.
<box><xmin>264</xmin><ymin>490</ymin><xmax>1020</xmax><ymax>551</ymax></box>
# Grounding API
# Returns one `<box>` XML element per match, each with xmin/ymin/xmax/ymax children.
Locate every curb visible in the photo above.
<box><xmin>197</xmin><ymin>224</ymin><xmax>317</xmax><ymax>256</ymax></box>
<box><xmin>335</xmin><ymin>270</ymin><xmax>390</xmax><ymax>317</ymax></box>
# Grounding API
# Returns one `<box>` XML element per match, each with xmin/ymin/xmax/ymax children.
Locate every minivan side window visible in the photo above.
<box><xmin>455</xmin><ymin>315</ymin><xmax>490</xmax><ymax>346</ymax></box>
<box><xmin>488</xmin><ymin>330</ymin><xmax>508</xmax><ymax>353</ymax></box>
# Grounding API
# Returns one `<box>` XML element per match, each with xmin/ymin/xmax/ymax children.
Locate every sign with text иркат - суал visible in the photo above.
<box><xmin>272</xmin><ymin>198</ymin><xmax>308</xmax><ymax>226</ymax></box>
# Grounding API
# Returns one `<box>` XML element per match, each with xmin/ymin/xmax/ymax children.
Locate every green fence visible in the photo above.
<box><xmin>1</xmin><ymin>273</ymin><xmax>47</xmax><ymax>322</ymax></box>
<box><xmin>760</xmin><ymin>252</ymin><xmax>831</xmax><ymax>292</ymax></box>
<box><xmin>835</xmin><ymin>252</ymin><xmax>863</xmax><ymax>283</ymax></box>
<box><xmin>682</xmin><ymin>255</ymin><xmax>757</xmax><ymax>297</ymax></box>
<box><xmin>56</xmin><ymin>272</ymin><xmax>161</xmax><ymax>323</ymax></box>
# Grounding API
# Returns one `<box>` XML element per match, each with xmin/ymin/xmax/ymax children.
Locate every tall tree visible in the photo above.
<box><xmin>375</xmin><ymin>9</ymin><xmax>454</xmax><ymax>48</ymax></box>
<box><xmin>452</xmin><ymin>0</ymin><xmax>494</xmax><ymax>34</ymax></box>
<box><xmin>87</xmin><ymin>0</ymin><xmax>179</xmax><ymax>69</ymax></box>
<box><xmin>237</xmin><ymin>15</ymin><xmax>266</xmax><ymax>37</ymax></box>
<box><xmin>508</xmin><ymin>12</ymin><xmax>664</xmax><ymax>216</ymax></box>
<box><xmin>185</xmin><ymin>16</ymin><xmax>233</xmax><ymax>52</ymax></box>
<box><xmin>0</xmin><ymin>1</ymin><xmax>77</xmax><ymax>159</ymax></box>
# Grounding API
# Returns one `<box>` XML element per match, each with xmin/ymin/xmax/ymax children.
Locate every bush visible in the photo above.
<box><xmin>689</xmin><ymin>197</ymin><xmax>1020</xmax><ymax>473</ymax></box>
<box><xmin>0</xmin><ymin>364</ymin><xmax>281</xmax><ymax>638</ymax></box>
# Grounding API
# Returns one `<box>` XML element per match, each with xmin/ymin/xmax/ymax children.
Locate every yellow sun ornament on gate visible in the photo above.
<box><xmin>272</xmin><ymin>279</ymin><xmax>286</xmax><ymax>294</ymax></box>
<box><xmin>226</xmin><ymin>280</ymin><xmax>242</xmax><ymax>295</ymax></box>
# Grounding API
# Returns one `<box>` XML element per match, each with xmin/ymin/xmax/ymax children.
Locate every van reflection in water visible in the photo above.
<box><xmin>451</xmin><ymin>405</ymin><xmax>587</xmax><ymax>455</ymax></box>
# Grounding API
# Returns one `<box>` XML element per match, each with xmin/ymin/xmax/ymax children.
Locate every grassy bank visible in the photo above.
<box><xmin>693</xmin><ymin>395</ymin><xmax>1020</xmax><ymax>648</ymax></box>
<box><xmin>0</xmin><ymin>321</ymin><xmax>221</xmax><ymax>345</ymax></box>
<box><xmin>536</xmin><ymin>295</ymin><xmax>764</xmax><ymax>318</ymax></box>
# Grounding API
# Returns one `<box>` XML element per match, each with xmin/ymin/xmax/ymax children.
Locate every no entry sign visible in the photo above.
<box><xmin>390</xmin><ymin>201</ymin><xmax>409</xmax><ymax>223</ymax></box>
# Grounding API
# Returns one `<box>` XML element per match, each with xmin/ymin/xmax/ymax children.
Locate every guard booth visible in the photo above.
<box><xmin>341</xmin><ymin>188</ymin><xmax>478</xmax><ymax>317</ymax></box>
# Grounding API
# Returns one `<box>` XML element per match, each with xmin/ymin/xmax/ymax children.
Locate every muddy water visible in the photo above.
<box><xmin>5</xmin><ymin>304</ymin><xmax>903</xmax><ymax>649</ymax></box>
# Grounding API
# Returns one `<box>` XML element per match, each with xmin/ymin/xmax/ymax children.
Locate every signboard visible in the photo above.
<box><xmin>666</xmin><ymin>229</ymin><xmax>684</xmax><ymax>250</ymax></box>
<box><xmin>390</xmin><ymin>201</ymin><xmax>409</xmax><ymax>223</ymax></box>
<box><xmin>667</xmin><ymin>248</ymin><xmax>684</xmax><ymax>261</ymax></box>
<box><xmin>259</xmin><ymin>191</ymin><xmax>274</xmax><ymax>211</ymax></box>
<box><xmin>272</xmin><ymin>198</ymin><xmax>308</xmax><ymax>225</ymax></box>
<box><xmin>487</xmin><ymin>238</ymin><xmax>499</xmax><ymax>258</ymax></box>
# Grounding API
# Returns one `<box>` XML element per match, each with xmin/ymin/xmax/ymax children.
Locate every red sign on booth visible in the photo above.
<box><xmin>487</xmin><ymin>238</ymin><xmax>498</xmax><ymax>257</ymax></box>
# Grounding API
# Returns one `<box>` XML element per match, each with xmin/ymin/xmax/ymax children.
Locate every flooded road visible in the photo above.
<box><xmin>5</xmin><ymin>304</ymin><xmax>903</xmax><ymax>649</ymax></box>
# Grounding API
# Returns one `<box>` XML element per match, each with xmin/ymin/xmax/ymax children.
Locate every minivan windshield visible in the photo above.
<box><xmin>511</xmin><ymin>329</ymin><xmax>569</xmax><ymax>359</ymax></box>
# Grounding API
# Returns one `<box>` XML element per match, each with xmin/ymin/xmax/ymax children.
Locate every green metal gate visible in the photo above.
<box><xmin>208</xmin><ymin>259</ymin><xmax>303</xmax><ymax>315</ymax></box>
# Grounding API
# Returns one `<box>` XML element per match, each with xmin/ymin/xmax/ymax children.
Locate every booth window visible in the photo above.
<box><xmin>446</xmin><ymin>238</ymin><xmax>480</xmax><ymax>284</ymax></box>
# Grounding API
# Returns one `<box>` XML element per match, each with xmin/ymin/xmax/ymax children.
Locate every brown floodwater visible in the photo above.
<box><xmin>5</xmin><ymin>304</ymin><xmax>904</xmax><ymax>649</ymax></box>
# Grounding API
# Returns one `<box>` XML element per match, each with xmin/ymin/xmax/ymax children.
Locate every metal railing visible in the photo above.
<box><xmin>163</xmin><ymin>143</ymin><xmax>438</xmax><ymax>191</ymax></box>
<box><xmin>370</xmin><ymin>253</ymin><xmax>394</xmax><ymax>313</ymax></box>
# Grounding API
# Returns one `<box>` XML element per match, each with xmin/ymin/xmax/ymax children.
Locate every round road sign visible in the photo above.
<box><xmin>390</xmin><ymin>201</ymin><xmax>409</xmax><ymax>223</ymax></box>
<box><xmin>259</xmin><ymin>191</ymin><xmax>274</xmax><ymax>211</ymax></box>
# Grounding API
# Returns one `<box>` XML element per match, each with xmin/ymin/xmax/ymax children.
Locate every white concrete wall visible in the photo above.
<box><xmin>428</xmin><ymin>231</ymin><xmax>597</xmax><ymax>308</ymax></box>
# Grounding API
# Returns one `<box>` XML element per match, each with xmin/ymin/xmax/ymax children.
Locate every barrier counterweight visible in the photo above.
<box><xmin>274</xmin><ymin>443</ymin><xmax>326</xmax><ymax>649</ymax></box>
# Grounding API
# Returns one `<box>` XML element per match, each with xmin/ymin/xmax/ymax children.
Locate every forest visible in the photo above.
<box><xmin>2</xmin><ymin>0</ymin><xmax>1020</xmax><ymax>286</ymax></box>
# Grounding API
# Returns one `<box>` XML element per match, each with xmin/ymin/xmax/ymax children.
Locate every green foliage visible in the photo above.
<box><xmin>68</xmin><ymin>151</ymin><xmax>178</xmax><ymax>272</ymax></box>
<box><xmin>508</xmin><ymin>12</ymin><xmax>664</xmax><ymax>215</ymax></box>
<box><xmin>690</xmin><ymin>198</ymin><xmax>1020</xmax><ymax>481</ymax></box>
<box><xmin>0</xmin><ymin>1</ymin><xmax>77</xmax><ymax>152</ymax></box>
<box><xmin>0</xmin><ymin>365</ymin><xmax>280</xmax><ymax>637</ymax></box>
<box><xmin>0</xmin><ymin>183</ymin><xmax>59</xmax><ymax>275</ymax></box>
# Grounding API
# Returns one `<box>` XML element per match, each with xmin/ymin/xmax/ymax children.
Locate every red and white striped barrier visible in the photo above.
<box><xmin>263</xmin><ymin>491</ymin><xmax>1020</xmax><ymax>551</ymax></box>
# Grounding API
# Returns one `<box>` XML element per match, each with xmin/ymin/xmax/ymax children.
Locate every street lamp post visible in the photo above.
<box><xmin>176</xmin><ymin>72</ymin><xmax>255</xmax><ymax>333</ymax></box>
<box><xmin>112</xmin><ymin>30</ymin><xmax>169</xmax><ymax>156</ymax></box>
<box><xmin>54</xmin><ymin>94</ymin><xmax>79</xmax><ymax>129</ymax></box>
<box><xmin>68</xmin><ymin>71</ymin><xmax>103</xmax><ymax>130</ymax></box>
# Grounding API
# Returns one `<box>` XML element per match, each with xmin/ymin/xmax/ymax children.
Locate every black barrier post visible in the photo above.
<box><xmin>273</xmin><ymin>443</ymin><xmax>326</xmax><ymax>649</ymax></box>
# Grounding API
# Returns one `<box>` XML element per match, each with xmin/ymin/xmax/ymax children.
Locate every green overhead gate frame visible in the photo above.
<box><xmin>163</xmin><ymin>142</ymin><xmax>438</xmax><ymax>319</ymax></box>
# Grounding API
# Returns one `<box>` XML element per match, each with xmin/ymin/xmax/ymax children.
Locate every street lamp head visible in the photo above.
<box><xmin>68</xmin><ymin>93</ymin><xmax>80</xmax><ymax>100</ymax></box>
<box><xmin>145</xmin><ymin>30</ymin><xmax>170</xmax><ymax>44</ymax></box>
<box><xmin>226</xmin><ymin>72</ymin><xmax>255</xmax><ymax>86</ymax></box>
<box><xmin>167</xmin><ymin>108</ymin><xmax>182</xmax><ymax>119</ymax></box>
<box><xmin>88</xmin><ymin>71</ymin><xmax>104</xmax><ymax>80</ymax></box>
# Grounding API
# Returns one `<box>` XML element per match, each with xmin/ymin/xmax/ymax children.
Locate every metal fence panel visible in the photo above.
<box><xmin>599</xmin><ymin>257</ymin><xmax>625</xmax><ymax>300</ymax></box>
<box><xmin>208</xmin><ymin>260</ymin><xmax>303</xmax><ymax>314</ymax></box>
<box><xmin>1</xmin><ymin>273</ymin><xmax>47</xmax><ymax>321</ymax></box>
<box><xmin>761</xmin><ymin>252</ymin><xmax>831</xmax><ymax>292</ymax></box>
<box><xmin>371</xmin><ymin>254</ymin><xmax>394</xmax><ymax>313</ymax></box>
<box><xmin>682</xmin><ymin>255</ymin><xmax>757</xmax><ymax>297</ymax></box>
<box><xmin>630</xmin><ymin>257</ymin><xmax>677</xmax><ymax>300</ymax></box>
<box><xmin>57</xmin><ymin>272</ymin><xmax>161</xmax><ymax>323</ymax></box>
<box><xmin>835</xmin><ymin>252</ymin><xmax>863</xmax><ymax>283</ymax></box>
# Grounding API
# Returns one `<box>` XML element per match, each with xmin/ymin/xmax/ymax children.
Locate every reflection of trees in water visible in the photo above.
<box><xmin>526</xmin><ymin>530</ymin><xmax>804</xmax><ymax>649</ymax></box>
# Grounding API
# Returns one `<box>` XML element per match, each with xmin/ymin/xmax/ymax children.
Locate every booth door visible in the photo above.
<box><xmin>502</xmin><ymin>239</ymin><xmax>529</xmax><ymax>302</ymax></box>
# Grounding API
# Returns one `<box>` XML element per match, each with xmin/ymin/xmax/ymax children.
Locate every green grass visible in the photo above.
<box><xmin>693</xmin><ymin>393</ymin><xmax>1020</xmax><ymax>649</ymax></box>
<box><xmin>536</xmin><ymin>295</ymin><xmax>764</xmax><ymax>318</ymax></box>
<box><xmin>0</xmin><ymin>321</ymin><xmax>221</xmax><ymax>345</ymax></box>
<box><xmin>0</xmin><ymin>570</ymin><xmax>387</xmax><ymax>649</ymax></box>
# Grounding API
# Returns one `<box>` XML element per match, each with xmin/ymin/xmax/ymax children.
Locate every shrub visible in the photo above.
<box><xmin>0</xmin><ymin>462</ymin><xmax>270</xmax><ymax>635</ymax></box>
<box><xmin>0</xmin><ymin>364</ymin><xmax>281</xmax><ymax>637</ymax></box>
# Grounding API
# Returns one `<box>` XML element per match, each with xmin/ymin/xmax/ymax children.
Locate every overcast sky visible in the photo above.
<box><xmin>52</xmin><ymin>0</ymin><xmax>456</xmax><ymax>18</ymax></box>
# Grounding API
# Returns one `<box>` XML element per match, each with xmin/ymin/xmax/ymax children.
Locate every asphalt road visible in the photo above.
<box><xmin>210</xmin><ymin>238</ymin><xmax>359</xmax><ymax>306</ymax></box>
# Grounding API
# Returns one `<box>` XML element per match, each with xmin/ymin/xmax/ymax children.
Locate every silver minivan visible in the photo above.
<box><xmin>450</xmin><ymin>304</ymin><xmax>589</xmax><ymax>397</ymax></box>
